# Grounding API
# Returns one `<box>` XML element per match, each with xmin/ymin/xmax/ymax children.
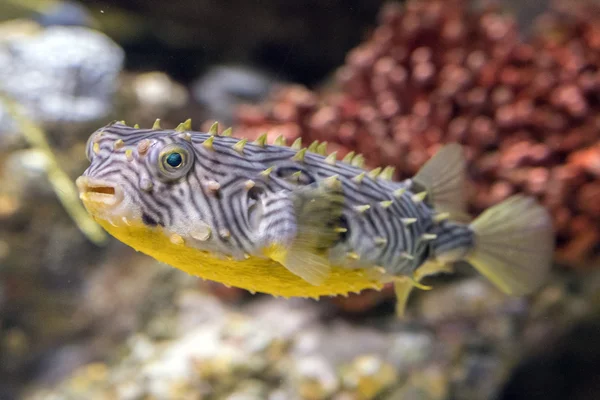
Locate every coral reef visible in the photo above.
<box><xmin>3</xmin><ymin>0</ymin><xmax>600</xmax><ymax>398</ymax></box>
<box><xmin>232</xmin><ymin>0</ymin><xmax>600</xmax><ymax>270</ymax></box>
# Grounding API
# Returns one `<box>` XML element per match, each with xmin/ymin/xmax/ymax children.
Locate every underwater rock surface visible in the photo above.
<box><xmin>0</xmin><ymin>22</ymin><xmax>124</xmax><ymax>135</ymax></box>
<box><xmin>22</xmin><ymin>271</ymin><xmax>600</xmax><ymax>400</ymax></box>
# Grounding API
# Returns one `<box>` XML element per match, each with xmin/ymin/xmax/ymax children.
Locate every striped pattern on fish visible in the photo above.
<box><xmin>77</xmin><ymin>120</ymin><xmax>555</xmax><ymax>316</ymax></box>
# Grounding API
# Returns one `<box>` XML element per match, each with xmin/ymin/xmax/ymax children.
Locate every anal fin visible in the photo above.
<box><xmin>394</xmin><ymin>278</ymin><xmax>415</xmax><ymax>317</ymax></box>
<box><xmin>414</xmin><ymin>260</ymin><xmax>454</xmax><ymax>281</ymax></box>
<box><xmin>394</xmin><ymin>260</ymin><xmax>451</xmax><ymax>317</ymax></box>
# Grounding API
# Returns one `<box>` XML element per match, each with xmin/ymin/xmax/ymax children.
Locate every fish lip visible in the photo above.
<box><xmin>76</xmin><ymin>176</ymin><xmax>123</xmax><ymax>207</ymax></box>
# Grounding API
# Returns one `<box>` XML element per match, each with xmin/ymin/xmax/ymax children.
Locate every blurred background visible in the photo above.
<box><xmin>1</xmin><ymin>0</ymin><xmax>600</xmax><ymax>398</ymax></box>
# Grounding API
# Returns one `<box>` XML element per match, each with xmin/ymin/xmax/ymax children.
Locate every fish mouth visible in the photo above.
<box><xmin>76</xmin><ymin>176</ymin><xmax>123</xmax><ymax>207</ymax></box>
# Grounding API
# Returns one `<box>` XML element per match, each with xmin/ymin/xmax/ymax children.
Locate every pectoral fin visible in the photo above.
<box><xmin>265</xmin><ymin>243</ymin><xmax>331</xmax><ymax>285</ymax></box>
<box><xmin>260</xmin><ymin>179</ymin><xmax>345</xmax><ymax>285</ymax></box>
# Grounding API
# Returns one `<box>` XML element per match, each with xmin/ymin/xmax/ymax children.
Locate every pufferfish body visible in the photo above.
<box><xmin>76</xmin><ymin>120</ymin><xmax>555</xmax><ymax>315</ymax></box>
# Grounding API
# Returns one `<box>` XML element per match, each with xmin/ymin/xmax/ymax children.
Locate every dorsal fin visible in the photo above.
<box><xmin>412</xmin><ymin>144</ymin><xmax>470</xmax><ymax>221</ymax></box>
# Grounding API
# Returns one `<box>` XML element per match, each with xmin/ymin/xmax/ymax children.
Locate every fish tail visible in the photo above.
<box><xmin>465</xmin><ymin>195</ymin><xmax>554</xmax><ymax>295</ymax></box>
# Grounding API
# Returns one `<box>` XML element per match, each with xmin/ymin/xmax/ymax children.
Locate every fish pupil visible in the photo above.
<box><xmin>166</xmin><ymin>152</ymin><xmax>182</xmax><ymax>167</ymax></box>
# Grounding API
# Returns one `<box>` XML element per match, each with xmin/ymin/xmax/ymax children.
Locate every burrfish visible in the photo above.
<box><xmin>76</xmin><ymin>120</ymin><xmax>555</xmax><ymax>315</ymax></box>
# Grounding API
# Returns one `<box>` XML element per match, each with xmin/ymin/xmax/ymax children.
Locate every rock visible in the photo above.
<box><xmin>293</xmin><ymin>355</ymin><xmax>339</xmax><ymax>399</ymax></box>
<box><xmin>192</xmin><ymin>65</ymin><xmax>279</xmax><ymax>125</ymax></box>
<box><xmin>36</xmin><ymin>1</ymin><xmax>95</xmax><ymax>28</ymax></box>
<box><xmin>340</xmin><ymin>354</ymin><xmax>398</xmax><ymax>399</ymax></box>
<box><xmin>0</xmin><ymin>22</ymin><xmax>124</xmax><ymax>136</ymax></box>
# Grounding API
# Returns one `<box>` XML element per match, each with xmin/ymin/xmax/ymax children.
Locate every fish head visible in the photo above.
<box><xmin>76</xmin><ymin>122</ymin><xmax>208</xmax><ymax>244</ymax></box>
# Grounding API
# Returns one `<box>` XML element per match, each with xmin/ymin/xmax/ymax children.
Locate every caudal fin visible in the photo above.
<box><xmin>466</xmin><ymin>195</ymin><xmax>554</xmax><ymax>296</ymax></box>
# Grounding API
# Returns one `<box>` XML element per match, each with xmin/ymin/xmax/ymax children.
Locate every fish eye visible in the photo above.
<box><xmin>157</xmin><ymin>143</ymin><xmax>193</xmax><ymax>180</ymax></box>
<box><xmin>165</xmin><ymin>152</ymin><xmax>183</xmax><ymax>168</ymax></box>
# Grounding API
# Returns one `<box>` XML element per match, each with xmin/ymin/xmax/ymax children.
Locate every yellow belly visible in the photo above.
<box><xmin>95</xmin><ymin>219</ymin><xmax>384</xmax><ymax>298</ymax></box>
